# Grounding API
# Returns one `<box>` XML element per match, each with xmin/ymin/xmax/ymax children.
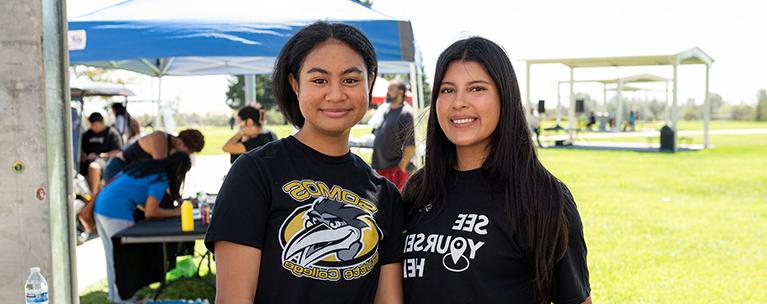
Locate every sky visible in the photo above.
<box><xmin>79</xmin><ymin>0</ymin><xmax>767</xmax><ymax>115</ymax></box>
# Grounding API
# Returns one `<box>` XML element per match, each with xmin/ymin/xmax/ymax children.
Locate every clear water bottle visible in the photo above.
<box><xmin>24</xmin><ymin>267</ymin><xmax>48</xmax><ymax>304</ymax></box>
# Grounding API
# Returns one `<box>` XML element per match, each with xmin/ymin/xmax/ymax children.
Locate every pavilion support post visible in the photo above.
<box><xmin>556</xmin><ymin>82</ymin><xmax>562</xmax><ymax>126</ymax></box>
<box><xmin>603</xmin><ymin>84</ymin><xmax>607</xmax><ymax>113</ymax></box>
<box><xmin>644</xmin><ymin>90</ymin><xmax>649</xmax><ymax>124</ymax></box>
<box><xmin>568</xmin><ymin>66</ymin><xmax>575</xmax><ymax>142</ymax></box>
<box><xmin>615</xmin><ymin>80</ymin><xmax>624</xmax><ymax>132</ymax></box>
<box><xmin>664</xmin><ymin>80</ymin><xmax>670</xmax><ymax>125</ymax></box>
<box><xmin>703</xmin><ymin>64</ymin><xmax>711</xmax><ymax>148</ymax></box>
<box><xmin>672</xmin><ymin>62</ymin><xmax>679</xmax><ymax>152</ymax></box>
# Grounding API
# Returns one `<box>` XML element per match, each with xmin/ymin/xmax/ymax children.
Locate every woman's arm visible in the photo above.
<box><xmin>222</xmin><ymin>129</ymin><xmax>247</xmax><ymax>154</ymax></box>
<box><xmin>374</xmin><ymin>263</ymin><xmax>403</xmax><ymax>304</ymax></box>
<box><xmin>214</xmin><ymin>241</ymin><xmax>261</xmax><ymax>304</ymax></box>
<box><xmin>143</xmin><ymin>195</ymin><xmax>180</xmax><ymax>219</ymax></box>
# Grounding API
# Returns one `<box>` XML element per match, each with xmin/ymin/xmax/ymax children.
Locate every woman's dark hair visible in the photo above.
<box><xmin>401</xmin><ymin>37</ymin><xmax>571</xmax><ymax>304</ymax></box>
<box><xmin>237</xmin><ymin>105</ymin><xmax>262</xmax><ymax>127</ymax></box>
<box><xmin>111</xmin><ymin>103</ymin><xmax>126</xmax><ymax>116</ymax></box>
<box><xmin>272</xmin><ymin>21</ymin><xmax>378</xmax><ymax>128</ymax></box>
<box><xmin>122</xmin><ymin>152</ymin><xmax>192</xmax><ymax>203</ymax></box>
<box><xmin>177</xmin><ymin>129</ymin><xmax>205</xmax><ymax>153</ymax></box>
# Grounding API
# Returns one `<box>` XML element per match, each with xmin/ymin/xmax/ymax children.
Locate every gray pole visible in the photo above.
<box><xmin>703</xmin><ymin>64</ymin><xmax>711</xmax><ymax>148</ymax></box>
<box><xmin>568</xmin><ymin>66</ymin><xmax>575</xmax><ymax>142</ymax></box>
<box><xmin>1</xmin><ymin>0</ymin><xmax>76</xmax><ymax>302</ymax></box>
<box><xmin>245</xmin><ymin>74</ymin><xmax>257</xmax><ymax>106</ymax></box>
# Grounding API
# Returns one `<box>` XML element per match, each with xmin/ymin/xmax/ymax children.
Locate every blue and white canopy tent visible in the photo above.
<box><xmin>67</xmin><ymin>0</ymin><xmax>425</xmax><ymax>119</ymax></box>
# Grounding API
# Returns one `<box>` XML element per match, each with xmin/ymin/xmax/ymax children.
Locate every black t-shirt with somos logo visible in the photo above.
<box><xmin>205</xmin><ymin>136</ymin><xmax>406</xmax><ymax>304</ymax></box>
<box><xmin>402</xmin><ymin>169</ymin><xmax>590</xmax><ymax>304</ymax></box>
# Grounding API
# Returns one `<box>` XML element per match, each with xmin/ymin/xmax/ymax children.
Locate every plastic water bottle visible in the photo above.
<box><xmin>24</xmin><ymin>267</ymin><xmax>48</xmax><ymax>304</ymax></box>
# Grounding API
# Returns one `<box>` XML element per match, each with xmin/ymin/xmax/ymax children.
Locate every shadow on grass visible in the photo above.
<box><xmin>79</xmin><ymin>275</ymin><xmax>215</xmax><ymax>304</ymax></box>
<box><xmin>79</xmin><ymin>290</ymin><xmax>108</xmax><ymax>304</ymax></box>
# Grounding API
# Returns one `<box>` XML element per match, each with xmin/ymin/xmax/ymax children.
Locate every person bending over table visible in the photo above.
<box><xmin>103</xmin><ymin>128</ymin><xmax>204</xmax><ymax>181</ymax></box>
<box><xmin>94</xmin><ymin>152</ymin><xmax>192</xmax><ymax>303</ymax></box>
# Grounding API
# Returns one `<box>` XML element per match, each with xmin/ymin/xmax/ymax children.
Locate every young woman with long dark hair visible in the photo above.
<box><xmin>93</xmin><ymin>152</ymin><xmax>192</xmax><ymax>303</ymax></box>
<box><xmin>205</xmin><ymin>22</ymin><xmax>405</xmax><ymax>303</ymax></box>
<box><xmin>401</xmin><ymin>37</ymin><xmax>591</xmax><ymax>304</ymax></box>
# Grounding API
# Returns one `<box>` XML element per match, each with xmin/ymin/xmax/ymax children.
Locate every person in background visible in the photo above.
<box><xmin>229</xmin><ymin>115</ymin><xmax>236</xmax><ymax>130</ymax></box>
<box><xmin>371</xmin><ymin>79</ymin><xmax>416</xmax><ymax>190</ymax></box>
<box><xmin>530</xmin><ymin>108</ymin><xmax>543</xmax><ymax>148</ymax></box>
<box><xmin>628</xmin><ymin>110</ymin><xmax>636</xmax><ymax>131</ymax></box>
<box><xmin>110</xmin><ymin>103</ymin><xmax>141</xmax><ymax>144</ymax></box>
<box><xmin>401</xmin><ymin>37</ymin><xmax>590</xmax><ymax>304</ymax></box>
<box><xmin>94</xmin><ymin>152</ymin><xmax>192</xmax><ymax>303</ymax></box>
<box><xmin>586</xmin><ymin>111</ymin><xmax>596</xmax><ymax>130</ymax></box>
<box><xmin>81</xmin><ymin>112</ymin><xmax>123</xmax><ymax>195</ymax></box>
<box><xmin>103</xmin><ymin>129</ymin><xmax>205</xmax><ymax>181</ymax></box>
<box><xmin>223</xmin><ymin>104</ymin><xmax>278</xmax><ymax>164</ymax></box>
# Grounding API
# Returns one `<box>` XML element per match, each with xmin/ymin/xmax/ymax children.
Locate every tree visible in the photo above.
<box><xmin>756</xmin><ymin>89</ymin><xmax>767</xmax><ymax>121</ymax></box>
<box><xmin>225</xmin><ymin>75</ymin><xmax>275</xmax><ymax>111</ymax></box>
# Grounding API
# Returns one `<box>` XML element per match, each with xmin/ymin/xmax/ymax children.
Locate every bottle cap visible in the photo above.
<box><xmin>30</xmin><ymin>267</ymin><xmax>40</xmax><ymax>273</ymax></box>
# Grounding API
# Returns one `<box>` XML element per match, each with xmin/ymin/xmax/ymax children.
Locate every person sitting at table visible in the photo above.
<box><xmin>103</xmin><ymin>128</ymin><xmax>205</xmax><ymax>181</ymax></box>
<box><xmin>81</xmin><ymin>112</ymin><xmax>124</xmax><ymax>196</ymax></box>
<box><xmin>222</xmin><ymin>104</ymin><xmax>278</xmax><ymax>164</ymax></box>
<box><xmin>93</xmin><ymin>152</ymin><xmax>192</xmax><ymax>303</ymax></box>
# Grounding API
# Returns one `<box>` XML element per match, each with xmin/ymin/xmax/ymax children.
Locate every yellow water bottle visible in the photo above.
<box><xmin>181</xmin><ymin>200</ymin><xmax>194</xmax><ymax>232</ymax></box>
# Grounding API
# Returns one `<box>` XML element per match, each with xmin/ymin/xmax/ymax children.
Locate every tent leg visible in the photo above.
<box><xmin>409</xmin><ymin>63</ymin><xmax>419</xmax><ymax>109</ymax></box>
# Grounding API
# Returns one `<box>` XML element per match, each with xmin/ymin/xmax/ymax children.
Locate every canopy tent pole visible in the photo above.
<box><xmin>155</xmin><ymin>77</ymin><xmax>163</xmax><ymax>131</ymax></box>
<box><xmin>672</xmin><ymin>62</ymin><xmax>679</xmax><ymax>151</ymax></box>
<box><xmin>568</xmin><ymin>66</ymin><xmax>575</xmax><ymax>142</ymax></box>
<box><xmin>704</xmin><ymin>64</ymin><xmax>711</xmax><ymax>148</ymax></box>
<box><xmin>616</xmin><ymin>81</ymin><xmax>624</xmax><ymax>132</ymax></box>
<box><xmin>245</xmin><ymin>75</ymin><xmax>257</xmax><ymax>106</ymax></box>
<box><xmin>409</xmin><ymin>63</ymin><xmax>419</xmax><ymax>109</ymax></box>
<box><xmin>416</xmin><ymin>64</ymin><xmax>425</xmax><ymax>110</ymax></box>
<box><xmin>556</xmin><ymin>82</ymin><xmax>562</xmax><ymax>126</ymax></box>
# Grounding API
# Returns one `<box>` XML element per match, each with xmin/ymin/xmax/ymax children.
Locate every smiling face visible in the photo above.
<box><xmin>288</xmin><ymin>40</ymin><xmax>373</xmax><ymax>137</ymax></box>
<box><xmin>436</xmin><ymin>60</ymin><xmax>501</xmax><ymax>158</ymax></box>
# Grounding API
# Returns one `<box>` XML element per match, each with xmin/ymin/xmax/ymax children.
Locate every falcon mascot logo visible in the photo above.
<box><xmin>279</xmin><ymin>196</ymin><xmax>382</xmax><ymax>281</ymax></box>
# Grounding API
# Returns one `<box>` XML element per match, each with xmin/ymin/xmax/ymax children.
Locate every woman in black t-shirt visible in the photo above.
<box><xmin>223</xmin><ymin>104</ymin><xmax>277</xmax><ymax>164</ymax></box>
<box><xmin>401</xmin><ymin>37</ymin><xmax>591</xmax><ymax>304</ymax></box>
<box><xmin>205</xmin><ymin>22</ymin><xmax>405</xmax><ymax>304</ymax></box>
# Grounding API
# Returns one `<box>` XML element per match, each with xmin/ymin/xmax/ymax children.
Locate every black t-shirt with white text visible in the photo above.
<box><xmin>81</xmin><ymin>126</ymin><xmax>123</xmax><ymax>156</ymax></box>
<box><xmin>403</xmin><ymin>169</ymin><xmax>590</xmax><ymax>304</ymax></box>
<box><xmin>206</xmin><ymin>136</ymin><xmax>406</xmax><ymax>304</ymax></box>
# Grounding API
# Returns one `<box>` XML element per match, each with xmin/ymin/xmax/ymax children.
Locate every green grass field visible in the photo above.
<box><xmin>82</xmin><ymin>122</ymin><xmax>767</xmax><ymax>303</ymax></box>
